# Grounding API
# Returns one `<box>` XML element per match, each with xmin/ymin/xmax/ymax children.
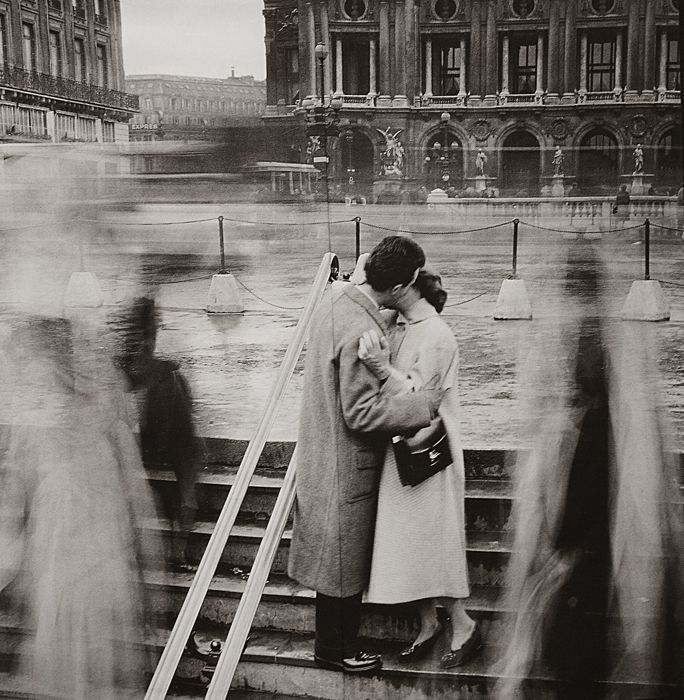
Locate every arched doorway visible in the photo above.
<box><xmin>578</xmin><ymin>129</ymin><xmax>619</xmax><ymax>195</ymax></box>
<box><xmin>340</xmin><ymin>130</ymin><xmax>375</xmax><ymax>193</ymax></box>
<box><xmin>501</xmin><ymin>131</ymin><xmax>541</xmax><ymax>195</ymax></box>
<box><xmin>424</xmin><ymin>131</ymin><xmax>464</xmax><ymax>189</ymax></box>
<box><xmin>656</xmin><ymin>129</ymin><xmax>682</xmax><ymax>192</ymax></box>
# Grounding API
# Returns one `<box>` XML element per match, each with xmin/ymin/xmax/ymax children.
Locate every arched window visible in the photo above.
<box><xmin>656</xmin><ymin>129</ymin><xmax>682</xmax><ymax>189</ymax></box>
<box><xmin>501</xmin><ymin>130</ymin><xmax>540</xmax><ymax>194</ymax></box>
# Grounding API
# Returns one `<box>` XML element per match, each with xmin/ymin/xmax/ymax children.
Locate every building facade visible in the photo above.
<box><xmin>126</xmin><ymin>73</ymin><xmax>267</xmax><ymax>142</ymax></box>
<box><xmin>0</xmin><ymin>0</ymin><xmax>136</xmax><ymax>143</ymax></box>
<box><xmin>264</xmin><ymin>0</ymin><xmax>681</xmax><ymax>195</ymax></box>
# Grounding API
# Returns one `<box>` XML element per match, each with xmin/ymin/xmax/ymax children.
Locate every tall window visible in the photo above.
<box><xmin>96</xmin><ymin>44</ymin><xmax>108</xmax><ymax>88</ymax></box>
<box><xmin>588</xmin><ymin>33</ymin><xmax>616</xmax><ymax>92</ymax></box>
<box><xmin>512</xmin><ymin>38</ymin><xmax>537</xmax><ymax>93</ymax></box>
<box><xmin>72</xmin><ymin>0</ymin><xmax>86</xmax><ymax>19</ymax></box>
<box><xmin>22</xmin><ymin>23</ymin><xmax>36</xmax><ymax>73</ymax></box>
<box><xmin>281</xmin><ymin>47</ymin><xmax>299</xmax><ymax>103</ymax></box>
<box><xmin>0</xmin><ymin>14</ymin><xmax>7</xmax><ymax>66</ymax></box>
<box><xmin>74</xmin><ymin>38</ymin><xmax>86</xmax><ymax>82</ymax></box>
<box><xmin>49</xmin><ymin>31</ymin><xmax>62</xmax><ymax>77</ymax></box>
<box><xmin>438</xmin><ymin>42</ymin><xmax>462</xmax><ymax>95</ymax></box>
<box><xmin>667</xmin><ymin>34</ymin><xmax>680</xmax><ymax>90</ymax></box>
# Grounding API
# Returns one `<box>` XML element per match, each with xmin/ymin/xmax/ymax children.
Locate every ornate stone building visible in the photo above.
<box><xmin>263</xmin><ymin>0</ymin><xmax>681</xmax><ymax>195</ymax></box>
<box><xmin>0</xmin><ymin>0</ymin><xmax>136</xmax><ymax>143</ymax></box>
<box><xmin>126</xmin><ymin>73</ymin><xmax>267</xmax><ymax>142</ymax></box>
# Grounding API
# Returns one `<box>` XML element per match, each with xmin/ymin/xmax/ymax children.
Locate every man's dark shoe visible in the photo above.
<box><xmin>440</xmin><ymin>622</ymin><xmax>482</xmax><ymax>669</ymax></box>
<box><xmin>314</xmin><ymin>650</ymin><xmax>382</xmax><ymax>674</ymax></box>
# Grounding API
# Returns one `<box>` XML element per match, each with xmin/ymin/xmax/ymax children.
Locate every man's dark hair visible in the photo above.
<box><xmin>364</xmin><ymin>236</ymin><xmax>425</xmax><ymax>292</ymax></box>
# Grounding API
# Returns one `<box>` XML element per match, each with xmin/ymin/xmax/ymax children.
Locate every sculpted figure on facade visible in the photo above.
<box><xmin>377</xmin><ymin>127</ymin><xmax>405</xmax><ymax>176</ymax></box>
<box><xmin>633</xmin><ymin>144</ymin><xmax>644</xmax><ymax>174</ymax></box>
<box><xmin>476</xmin><ymin>148</ymin><xmax>488</xmax><ymax>177</ymax></box>
<box><xmin>552</xmin><ymin>147</ymin><xmax>565</xmax><ymax>176</ymax></box>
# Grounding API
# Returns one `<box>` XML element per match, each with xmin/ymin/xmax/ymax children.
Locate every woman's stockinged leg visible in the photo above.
<box><xmin>411</xmin><ymin>599</ymin><xmax>442</xmax><ymax>646</ymax></box>
<box><xmin>441</xmin><ymin>597</ymin><xmax>476</xmax><ymax>651</ymax></box>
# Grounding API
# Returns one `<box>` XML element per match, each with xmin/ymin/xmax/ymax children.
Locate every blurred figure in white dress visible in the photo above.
<box><xmin>0</xmin><ymin>316</ymin><xmax>160</xmax><ymax>699</ymax></box>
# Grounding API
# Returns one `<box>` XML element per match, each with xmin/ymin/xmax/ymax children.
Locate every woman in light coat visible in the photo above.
<box><xmin>358</xmin><ymin>270</ymin><xmax>479</xmax><ymax>669</ymax></box>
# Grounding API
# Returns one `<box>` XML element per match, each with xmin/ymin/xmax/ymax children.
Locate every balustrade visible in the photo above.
<box><xmin>0</xmin><ymin>64</ymin><xmax>138</xmax><ymax>110</ymax></box>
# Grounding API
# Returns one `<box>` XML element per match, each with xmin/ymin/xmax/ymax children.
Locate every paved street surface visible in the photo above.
<box><xmin>1</xmin><ymin>202</ymin><xmax>682</xmax><ymax>448</ymax></box>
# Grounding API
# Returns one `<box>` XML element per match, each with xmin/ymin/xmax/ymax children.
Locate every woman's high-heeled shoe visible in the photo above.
<box><xmin>398</xmin><ymin>623</ymin><xmax>444</xmax><ymax>663</ymax></box>
<box><xmin>440</xmin><ymin>622</ymin><xmax>482</xmax><ymax>669</ymax></box>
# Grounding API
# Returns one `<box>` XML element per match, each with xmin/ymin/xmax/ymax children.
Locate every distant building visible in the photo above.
<box><xmin>126</xmin><ymin>73</ymin><xmax>267</xmax><ymax>142</ymax></box>
<box><xmin>0</xmin><ymin>0</ymin><xmax>136</xmax><ymax>143</ymax></box>
<box><xmin>263</xmin><ymin>0</ymin><xmax>682</xmax><ymax>195</ymax></box>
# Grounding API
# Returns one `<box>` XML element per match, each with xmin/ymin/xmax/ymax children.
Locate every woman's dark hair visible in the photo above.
<box><xmin>365</xmin><ymin>236</ymin><xmax>426</xmax><ymax>292</ymax></box>
<box><xmin>416</xmin><ymin>269</ymin><xmax>447</xmax><ymax>313</ymax></box>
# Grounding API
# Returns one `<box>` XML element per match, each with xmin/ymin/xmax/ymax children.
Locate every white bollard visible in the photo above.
<box><xmin>206</xmin><ymin>273</ymin><xmax>244</xmax><ymax>314</ymax></box>
<box><xmin>63</xmin><ymin>271</ymin><xmax>104</xmax><ymax>308</ymax></box>
<box><xmin>494</xmin><ymin>277</ymin><xmax>533</xmax><ymax>320</ymax></box>
<box><xmin>621</xmin><ymin>279</ymin><xmax>670</xmax><ymax>321</ymax></box>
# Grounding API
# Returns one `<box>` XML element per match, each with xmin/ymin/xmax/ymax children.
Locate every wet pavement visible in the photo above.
<box><xmin>0</xmin><ymin>202</ymin><xmax>682</xmax><ymax>447</ymax></box>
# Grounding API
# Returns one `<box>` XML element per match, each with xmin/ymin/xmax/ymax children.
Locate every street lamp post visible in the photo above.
<box><xmin>304</xmin><ymin>44</ymin><xmax>341</xmax><ymax>198</ymax></box>
<box><xmin>440</xmin><ymin>111</ymin><xmax>451</xmax><ymax>188</ymax></box>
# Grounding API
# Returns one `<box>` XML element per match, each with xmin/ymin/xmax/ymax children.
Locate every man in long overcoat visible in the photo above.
<box><xmin>289</xmin><ymin>236</ymin><xmax>441</xmax><ymax>673</ymax></box>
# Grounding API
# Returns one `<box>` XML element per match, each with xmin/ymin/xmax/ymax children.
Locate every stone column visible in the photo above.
<box><xmin>306</xmin><ymin>1</ymin><xmax>317</xmax><ymax>99</ymax></box>
<box><xmin>625</xmin><ymin>0</ymin><xmax>640</xmax><ymax>100</ymax></box>
<box><xmin>615</xmin><ymin>31</ymin><xmax>623</xmax><ymax>91</ymax></box>
<box><xmin>459</xmin><ymin>36</ymin><xmax>467</xmax><ymax>98</ymax></box>
<box><xmin>659</xmin><ymin>30</ymin><xmax>668</xmax><ymax>92</ymax></box>
<box><xmin>424</xmin><ymin>37</ymin><xmax>433</xmax><ymax>97</ymax></box>
<box><xmin>535</xmin><ymin>34</ymin><xmax>545</xmax><ymax>97</ymax></box>
<box><xmin>319</xmin><ymin>1</ymin><xmax>331</xmax><ymax>97</ymax></box>
<box><xmin>579</xmin><ymin>32</ymin><xmax>588</xmax><ymax>93</ymax></box>
<box><xmin>562</xmin><ymin>0</ymin><xmax>577</xmax><ymax>102</ymax></box>
<box><xmin>393</xmin><ymin>0</ymin><xmax>408</xmax><ymax>105</ymax></box>
<box><xmin>484</xmin><ymin>0</ymin><xmax>497</xmax><ymax>105</ymax></box>
<box><xmin>369</xmin><ymin>37</ymin><xmax>377</xmax><ymax>97</ymax></box>
<box><xmin>501</xmin><ymin>33</ymin><xmax>510</xmax><ymax>95</ymax></box>
<box><xmin>547</xmin><ymin>0</ymin><xmax>561</xmax><ymax>102</ymax></box>
<box><xmin>469</xmin><ymin>0</ymin><xmax>482</xmax><ymax>101</ymax></box>
<box><xmin>404</xmin><ymin>0</ymin><xmax>416</xmax><ymax>102</ymax></box>
<box><xmin>378</xmin><ymin>0</ymin><xmax>391</xmax><ymax>104</ymax></box>
<box><xmin>335</xmin><ymin>36</ymin><xmax>343</xmax><ymax>95</ymax></box>
<box><xmin>642</xmin><ymin>0</ymin><xmax>656</xmax><ymax>100</ymax></box>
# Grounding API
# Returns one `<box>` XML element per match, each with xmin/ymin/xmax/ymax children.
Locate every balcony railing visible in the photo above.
<box><xmin>578</xmin><ymin>88</ymin><xmax>623</xmax><ymax>103</ymax></box>
<box><xmin>658</xmin><ymin>89</ymin><xmax>681</xmax><ymax>103</ymax></box>
<box><xmin>0</xmin><ymin>64</ymin><xmax>139</xmax><ymax>111</ymax></box>
<box><xmin>422</xmin><ymin>94</ymin><xmax>468</xmax><ymax>107</ymax></box>
<box><xmin>341</xmin><ymin>93</ymin><xmax>376</xmax><ymax>106</ymax></box>
<box><xmin>498</xmin><ymin>91</ymin><xmax>544</xmax><ymax>105</ymax></box>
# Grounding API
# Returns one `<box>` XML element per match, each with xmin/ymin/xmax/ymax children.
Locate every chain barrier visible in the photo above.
<box><xmin>361</xmin><ymin>219</ymin><xmax>515</xmax><ymax>235</ymax></box>
<box><xmin>233</xmin><ymin>276</ymin><xmax>305</xmax><ymax>311</ymax></box>
<box><xmin>660</xmin><ymin>279</ymin><xmax>684</xmax><ymax>289</ymax></box>
<box><xmin>445</xmin><ymin>291</ymin><xmax>489</xmax><ymax>307</ymax></box>
<box><xmin>650</xmin><ymin>222</ymin><xmax>684</xmax><ymax>234</ymax></box>
<box><xmin>519</xmin><ymin>220</ymin><xmax>646</xmax><ymax>235</ymax></box>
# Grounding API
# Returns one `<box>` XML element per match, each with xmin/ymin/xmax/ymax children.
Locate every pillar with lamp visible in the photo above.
<box><xmin>303</xmin><ymin>43</ymin><xmax>342</xmax><ymax>197</ymax></box>
<box><xmin>426</xmin><ymin>112</ymin><xmax>455</xmax><ymax>199</ymax></box>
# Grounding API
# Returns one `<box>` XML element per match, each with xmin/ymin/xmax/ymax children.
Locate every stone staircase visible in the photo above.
<box><xmin>1</xmin><ymin>439</ymin><xmax>682</xmax><ymax>699</ymax></box>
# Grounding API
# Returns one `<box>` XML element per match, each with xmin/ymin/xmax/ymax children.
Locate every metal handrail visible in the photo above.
<box><xmin>205</xmin><ymin>447</ymin><xmax>298</xmax><ymax>699</ymax></box>
<box><xmin>144</xmin><ymin>252</ymin><xmax>339</xmax><ymax>700</ymax></box>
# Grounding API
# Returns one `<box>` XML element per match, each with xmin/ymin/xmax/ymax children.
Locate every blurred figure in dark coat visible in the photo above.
<box><xmin>117</xmin><ymin>297</ymin><xmax>202</xmax><ymax>571</ymax></box>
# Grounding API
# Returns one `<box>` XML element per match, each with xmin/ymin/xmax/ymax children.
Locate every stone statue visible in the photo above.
<box><xmin>377</xmin><ymin>127</ymin><xmax>405</xmax><ymax>177</ymax></box>
<box><xmin>476</xmin><ymin>148</ymin><xmax>487</xmax><ymax>177</ymax></box>
<box><xmin>633</xmin><ymin>144</ymin><xmax>644</xmax><ymax>175</ymax></box>
<box><xmin>552</xmin><ymin>146</ymin><xmax>565</xmax><ymax>176</ymax></box>
<box><xmin>306</xmin><ymin>136</ymin><xmax>321</xmax><ymax>164</ymax></box>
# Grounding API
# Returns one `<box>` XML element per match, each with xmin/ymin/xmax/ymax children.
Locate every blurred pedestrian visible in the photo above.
<box><xmin>0</xmin><ymin>316</ymin><xmax>159</xmax><ymax>698</ymax></box>
<box><xmin>117</xmin><ymin>297</ymin><xmax>202</xmax><ymax>572</ymax></box>
<box><xmin>613</xmin><ymin>184</ymin><xmax>631</xmax><ymax>223</ymax></box>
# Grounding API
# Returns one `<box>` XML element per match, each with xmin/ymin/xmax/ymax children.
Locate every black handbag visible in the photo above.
<box><xmin>392</xmin><ymin>422</ymin><xmax>452</xmax><ymax>487</ymax></box>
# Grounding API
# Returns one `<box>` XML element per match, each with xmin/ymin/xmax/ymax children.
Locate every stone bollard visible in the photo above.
<box><xmin>63</xmin><ymin>271</ymin><xmax>104</xmax><ymax>308</ymax></box>
<box><xmin>621</xmin><ymin>280</ymin><xmax>670</xmax><ymax>321</ymax></box>
<box><xmin>494</xmin><ymin>277</ymin><xmax>533</xmax><ymax>320</ymax></box>
<box><xmin>206</xmin><ymin>272</ymin><xmax>244</xmax><ymax>314</ymax></box>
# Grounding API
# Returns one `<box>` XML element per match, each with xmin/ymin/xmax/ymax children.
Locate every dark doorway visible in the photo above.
<box><xmin>501</xmin><ymin>131</ymin><xmax>541</xmax><ymax>194</ymax></box>
<box><xmin>578</xmin><ymin>129</ymin><xmax>619</xmax><ymax>195</ymax></box>
<box><xmin>340</xmin><ymin>130</ymin><xmax>375</xmax><ymax>192</ymax></box>
<box><xmin>656</xmin><ymin>129</ymin><xmax>682</xmax><ymax>192</ymax></box>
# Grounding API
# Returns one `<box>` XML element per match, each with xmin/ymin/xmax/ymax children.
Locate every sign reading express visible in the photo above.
<box><xmin>130</xmin><ymin>123</ymin><xmax>160</xmax><ymax>130</ymax></box>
